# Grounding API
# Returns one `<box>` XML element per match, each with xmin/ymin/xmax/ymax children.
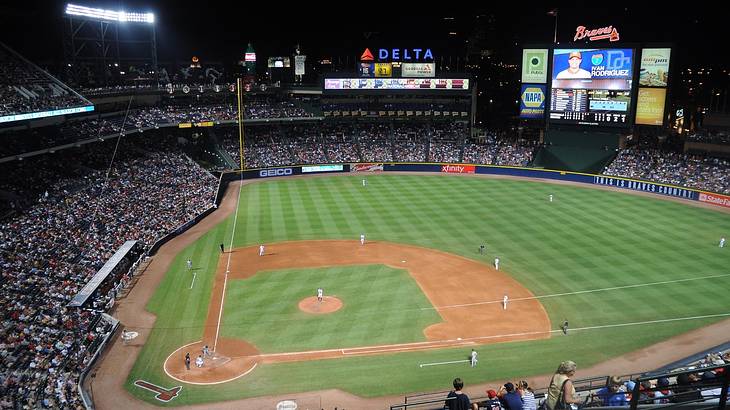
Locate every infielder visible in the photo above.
<box><xmin>186</xmin><ymin>259</ymin><xmax>192</xmax><ymax>271</ymax></box>
<box><xmin>503</xmin><ymin>294</ymin><xmax>508</xmax><ymax>310</ymax></box>
<box><xmin>561</xmin><ymin>320</ymin><xmax>569</xmax><ymax>335</ymax></box>
<box><xmin>317</xmin><ymin>287</ymin><xmax>323</xmax><ymax>302</ymax></box>
<box><xmin>721</xmin><ymin>237</ymin><xmax>726</xmax><ymax>248</ymax></box>
<box><xmin>360</xmin><ymin>234</ymin><xmax>365</xmax><ymax>245</ymax></box>
<box><xmin>259</xmin><ymin>244</ymin><xmax>265</xmax><ymax>256</ymax></box>
<box><xmin>494</xmin><ymin>257</ymin><xmax>500</xmax><ymax>270</ymax></box>
<box><xmin>470</xmin><ymin>349</ymin><xmax>478</xmax><ymax>367</ymax></box>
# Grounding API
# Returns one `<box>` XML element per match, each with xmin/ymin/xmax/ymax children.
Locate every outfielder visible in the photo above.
<box><xmin>549</xmin><ymin>194</ymin><xmax>553</xmax><ymax>202</ymax></box>
<box><xmin>721</xmin><ymin>237</ymin><xmax>726</xmax><ymax>248</ymax></box>
<box><xmin>317</xmin><ymin>287</ymin><xmax>323</xmax><ymax>302</ymax></box>
<box><xmin>362</xmin><ymin>179</ymin><xmax>367</xmax><ymax>187</ymax></box>
<box><xmin>186</xmin><ymin>259</ymin><xmax>192</xmax><ymax>271</ymax></box>
<box><xmin>503</xmin><ymin>294</ymin><xmax>508</xmax><ymax>310</ymax></box>
<box><xmin>259</xmin><ymin>244</ymin><xmax>265</xmax><ymax>256</ymax></box>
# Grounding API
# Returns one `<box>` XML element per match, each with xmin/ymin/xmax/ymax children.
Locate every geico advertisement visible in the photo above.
<box><xmin>259</xmin><ymin>168</ymin><xmax>293</xmax><ymax>177</ymax></box>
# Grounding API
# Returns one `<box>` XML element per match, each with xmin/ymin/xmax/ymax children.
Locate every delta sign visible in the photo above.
<box><xmin>361</xmin><ymin>48</ymin><xmax>434</xmax><ymax>62</ymax></box>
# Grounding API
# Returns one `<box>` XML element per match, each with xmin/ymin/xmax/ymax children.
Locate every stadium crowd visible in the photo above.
<box><xmin>222</xmin><ymin>122</ymin><xmax>537</xmax><ymax>168</ymax></box>
<box><xmin>1</xmin><ymin>44</ymin><xmax>89</xmax><ymax>118</ymax></box>
<box><xmin>603</xmin><ymin>135</ymin><xmax>730</xmax><ymax>194</ymax></box>
<box><xmin>0</xmin><ymin>134</ymin><xmax>216</xmax><ymax>408</ymax></box>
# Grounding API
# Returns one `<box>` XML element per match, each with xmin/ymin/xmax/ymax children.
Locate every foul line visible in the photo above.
<box><xmin>422</xmin><ymin>273</ymin><xmax>730</xmax><ymax>311</ymax></box>
<box><xmin>214</xmin><ymin>180</ymin><xmax>243</xmax><ymax>352</ymax></box>
<box><xmin>419</xmin><ymin>359</ymin><xmax>469</xmax><ymax>368</ymax></box>
<box><xmin>189</xmin><ymin>272</ymin><xmax>196</xmax><ymax>289</ymax></box>
<box><xmin>256</xmin><ymin>312</ymin><xmax>730</xmax><ymax>361</ymax></box>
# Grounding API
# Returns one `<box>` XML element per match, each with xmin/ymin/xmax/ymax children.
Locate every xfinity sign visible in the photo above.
<box><xmin>259</xmin><ymin>168</ymin><xmax>293</xmax><ymax>177</ymax></box>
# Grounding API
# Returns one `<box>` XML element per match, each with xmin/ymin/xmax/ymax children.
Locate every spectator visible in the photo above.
<box><xmin>446</xmin><ymin>378</ymin><xmax>472</xmax><ymax>410</ymax></box>
<box><xmin>546</xmin><ymin>361</ymin><xmax>579</xmax><ymax>410</ymax></box>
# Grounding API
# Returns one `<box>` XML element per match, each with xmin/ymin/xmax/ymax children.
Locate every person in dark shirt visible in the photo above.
<box><xmin>446</xmin><ymin>378</ymin><xmax>472</xmax><ymax>410</ymax></box>
<box><xmin>499</xmin><ymin>382</ymin><xmax>523</xmax><ymax>410</ymax></box>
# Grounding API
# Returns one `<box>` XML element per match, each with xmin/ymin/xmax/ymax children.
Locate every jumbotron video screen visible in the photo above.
<box><xmin>549</xmin><ymin>48</ymin><xmax>634</xmax><ymax>127</ymax></box>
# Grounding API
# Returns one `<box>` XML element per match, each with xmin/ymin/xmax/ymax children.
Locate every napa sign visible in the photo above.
<box><xmin>361</xmin><ymin>48</ymin><xmax>434</xmax><ymax>62</ymax></box>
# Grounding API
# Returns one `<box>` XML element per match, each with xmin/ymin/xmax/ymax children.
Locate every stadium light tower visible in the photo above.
<box><xmin>63</xmin><ymin>3</ymin><xmax>158</xmax><ymax>87</ymax></box>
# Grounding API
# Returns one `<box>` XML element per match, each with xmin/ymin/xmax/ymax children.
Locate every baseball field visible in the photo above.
<box><xmin>122</xmin><ymin>174</ymin><xmax>730</xmax><ymax>406</ymax></box>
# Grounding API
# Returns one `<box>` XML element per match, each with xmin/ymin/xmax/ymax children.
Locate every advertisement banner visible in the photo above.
<box><xmin>360</xmin><ymin>63</ymin><xmax>375</xmax><ymax>77</ymax></box>
<box><xmin>374</xmin><ymin>63</ymin><xmax>392</xmax><ymax>77</ymax></box>
<box><xmin>521</xmin><ymin>49</ymin><xmax>548</xmax><ymax>83</ymax></box>
<box><xmin>441</xmin><ymin>164</ymin><xmax>475</xmax><ymax>174</ymax></box>
<box><xmin>639</xmin><ymin>48</ymin><xmax>671</xmax><ymax>87</ymax></box>
<box><xmin>324</xmin><ymin>78</ymin><xmax>469</xmax><ymax>91</ymax></box>
<box><xmin>350</xmin><ymin>163</ymin><xmax>384</xmax><ymax>172</ymax></box>
<box><xmin>401</xmin><ymin>63</ymin><xmax>436</xmax><ymax>78</ymax></box>
<box><xmin>302</xmin><ymin>165</ymin><xmax>344</xmax><ymax>173</ymax></box>
<box><xmin>593</xmin><ymin>176</ymin><xmax>696</xmax><ymax>200</ymax></box>
<box><xmin>635</xmin><ymin>88</ymin><xmax>667</xmax><ymax>126</ymax></box>
<box><xmin>520</xmin><ymin>84</ymin><xmax>546</xmax><ymax>119</ymax></box>
<box><xmin>295</xmin><ymin>55</ymin><xmax>306</xmax><ymax>76</ymax></box>
<box><xmin>699</xmin><ymin>192</ymin><xmax>730</xmax><ymax>208</ymax></box>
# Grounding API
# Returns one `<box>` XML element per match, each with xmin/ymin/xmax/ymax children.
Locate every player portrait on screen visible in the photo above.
<box><xmin>555</xmin><ymin>51</ymin><xmax>591</xmax><ymax>79</ymax></box>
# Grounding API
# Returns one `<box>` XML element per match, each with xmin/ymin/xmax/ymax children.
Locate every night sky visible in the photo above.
<box><xmin>2</xmin><ymin>2</ymin><xmax>727</xmax><ymax>69</ymax></box>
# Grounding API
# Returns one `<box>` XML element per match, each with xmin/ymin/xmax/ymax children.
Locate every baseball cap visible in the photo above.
<box><xmin>487</xmin><ymin>389</ymin><xmax>497</xmax><ymax>398</ymax></box>
<box><xmin>569</xmin><ymin>51</ymin><xmax>582</xmax><ymax>60</ymax></box>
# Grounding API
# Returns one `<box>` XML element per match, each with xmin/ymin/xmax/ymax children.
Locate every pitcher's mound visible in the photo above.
<box><xmin>298</xmin><ymin>296</ymin><xmax>343</xmax><ymax>314</ymax></box>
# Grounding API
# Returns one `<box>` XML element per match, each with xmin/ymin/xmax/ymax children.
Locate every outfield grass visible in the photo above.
<box><xmin>127</xmin><ymin>175</ymin><xmax>730</xmax><ymax>406</ymax></box>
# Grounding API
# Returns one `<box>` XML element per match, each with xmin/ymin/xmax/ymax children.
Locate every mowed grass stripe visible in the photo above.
<box><xmin>128</xmin><ymin>174</ymin><xmax>730</xmax><ymax>405</ymax></box>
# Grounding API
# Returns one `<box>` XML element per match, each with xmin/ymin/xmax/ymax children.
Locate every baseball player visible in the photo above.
<box><xmin>561</xmin><ymin>320</ymin><xmax>569</xmax><ymax>335</ymax></box>
<box><xmin>549</xmin><ymin>194</ymin><xmax>553</xmax><ymax>202</ymax></box>
<box><xmin>362</xmin><ymin>179</ymin><xmax>367</xmax><ymax>187</ymax></box>
<box><xmin>219</xmin><ymin>243</ymin><xmax>225</xmax><ymax>253</ymax></box>
<box><xmin>202</xmin><ymin>345</ymin><xmax>210</xmax><ymax>357</ymax></box>
<box><xmin>479</xmin><ymin>244</ymin><xmax>485</xmax><ymax>254</ymax></box>
<box><xmin>720</xmin><ymin>237</ymin><xmax>726</xmax><ymax>248</ymax></box>
<box><xmin>259</xmin><ymin>244</ymin><xmax>265</xmax><ymax>256</ymax></box>
<box><xmin>195</xmin><ymin>355</ymin><xmax>204</xmax><ymax>368</ymax></box>
<box><xmin>503</xmin><ymin>294</ymin><xmax>508</xmax><ymax>310</ymax></box>
<box><xmin>186</xmin><ymin>259</ymin><xmax>192</xmax><ymax>271</ymax></box>
<box><xmin>494</xmin><ymin>257</ymin><xmax>500</xmax><ymax>270</ymax></box>
<box><xmin>360</xmin><ymin>234</ymin><xmax>365</xmax><ymax>245</ymax></box>
<box><xmin>184</xmin><ymin>352</ymin><xmax>191</xmax><ymax>370</ymax></box>
<box><xmin>470</xmin><ymin>349</ymin><xmax>478</xmax><ymax>367</ymax></box>
<box><xmin>317</xmin><ymin>287</ymin><xmax>323</xmax><ymax>302</ymax></box>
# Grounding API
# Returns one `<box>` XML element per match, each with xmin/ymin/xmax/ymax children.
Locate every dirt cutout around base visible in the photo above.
<box><xmin>298</xmin><ymin>296</ymin><xmax>343</xmax><ymax>314</ymax></box>
<box><xmin>174</xmin><ymin>240</ymin><xmax>550</xmax><ymax>382</ymax></box>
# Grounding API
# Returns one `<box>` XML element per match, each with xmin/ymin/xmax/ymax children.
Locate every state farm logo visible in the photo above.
<box><xmin>441</xmin><ymin>164</ymin><xmax>475</xmax><ymax>174</ymax></box>
<box><xmin>259</xmin><ymin>168</ymin><xmax>293</xmax><ymax>177</ymax></box>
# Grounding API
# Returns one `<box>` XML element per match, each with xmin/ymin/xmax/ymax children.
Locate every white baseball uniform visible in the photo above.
<box><xmin>721</xmin><ymin>237</ymin><xmax>726</xmax><ymax>248</ymax></box>
<box><xmin>503</xmin><ymin>295</ymin><xmax>508</xmax><ymax>310</ymax></box>
<box><xmin>186</xmin><ymin>259</ymin><xmax>192</xmax><ymax>270</ymax></box>
<box><xmin>549</xmin><ymin>194</ymin><xmax>553</xmax><ymax>202</ymax></box>
<box><xmin>360</xmin><ymin>234</ymin><xmax>365</xmax><ymax>245</ymax></box>
<box><xmin>195</xmin><ymin>356</ymin><xmax>204</xmax><ymax>368</ymax></box>
<box><xmin>259</xmin><ymin>245</ymin><xmax>265</xmax><ymax>256</ymax></box>
<box><xmin>470</xmin><ymin>350</ymin><xmax>478</xmax><ymax>367</ymax></box>
<box><xmin>495</xmin><ymin>257</ymin><xmax>500</xmax><ymax>270</ymax></box>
